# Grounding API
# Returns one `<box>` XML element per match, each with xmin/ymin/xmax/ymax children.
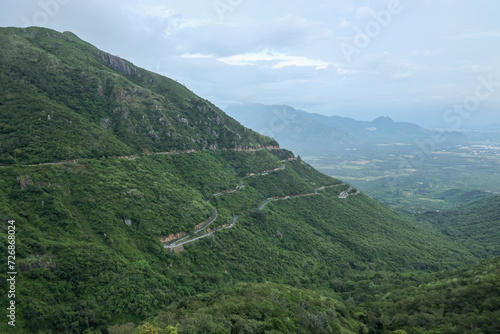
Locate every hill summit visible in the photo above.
<box><xmin>0</xmin><ymin>27</ymin><xmax>277</xmax><ymax>165</ymax></box>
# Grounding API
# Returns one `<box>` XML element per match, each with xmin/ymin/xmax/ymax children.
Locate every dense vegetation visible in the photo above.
<box><xmin>151</xmin><ymin>282</ymin><xmax>367</xmax><ymax>334</ymax></box>
<box><xmin>410</xmin><ymin>195</ymin><xmax>500</xmax><ymax>259</ymax></box>
<box><xmin>362</xmin><ymin>257</ymin><xmax>500</xmax><ymax>333</ymax></box>
<box><xmin>0</xmin><ymin>27</ymin><xmax>277</xmax><ymax>165</ymax></box>
<box><xmin>0</xmin><ymin>27</ymin><xmax>498</xmax><ymax>334</ymax></box>
<box><xmin>1</xmin><ymin>147</ymin><xmax>493</xmax><ymax>333</ymax></box>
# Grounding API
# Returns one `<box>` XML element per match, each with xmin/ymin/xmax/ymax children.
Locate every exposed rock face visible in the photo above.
<box><xmin>159</xmin><ymin>232</ymin><xmax>187</xmax><ymax>243</ymax></box>
<box><xmin>17</xmin><ymin>175</ymin><xmax>33</xmax><ymax>189</ymax></box>
<box><xmin>92</xmin><ymin>51</ymin><xmax>141</xmax><ymax>77</ymax></box>
<box><xmin>20</xmin><ymin>256</ymin><xmax>56</xmax><ymax>273</ymax></box>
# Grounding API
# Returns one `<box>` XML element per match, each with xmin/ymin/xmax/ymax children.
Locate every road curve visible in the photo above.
<box><xmin>161</xmin><ymin>158</ymin><xmax>354</xmax><ymax>250</ymax></box>
<box><xmin>164</xmin><ymin>215</ymin><xmax>238</xmax><ymax>249</ymax></box>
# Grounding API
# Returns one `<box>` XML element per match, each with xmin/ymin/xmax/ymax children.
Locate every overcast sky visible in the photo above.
<box><xmin>1</xmin><ymin>0</ymin><xmax>499</xmax><ymax>128</ymax></box>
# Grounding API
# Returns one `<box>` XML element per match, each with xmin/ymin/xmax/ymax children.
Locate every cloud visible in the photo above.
<box><xmin>217</xmin><ymin>49</ymin><xmax>331</xmax><ymax>69</ymax></box>
<box><xmin>181</xmin><ymin>53</ymin><xmax>213</xmax><ymax>59</ymax></box>
<box><xmin>336</xmin><ymin>17</ymin><xmax>351</xmax><ymax>30</ymax></box>
<box><xmin>458</xmin><ymin>64</ymin><xmax>492</xmax><ymax>73</ymax></box>
<box><xmin>448</xmin><ymin>31</ymin><xmax>500</xmax><ymax>39</ymax></box>
<box><xmin>392</xmin><ymin>72</ymin><xmax>412</xmax><ymax>81</ymax></box>
<box><xmin>355</xmin><ymin>6</ymin><xmax>376</xmax><ymax>20</ymax></box>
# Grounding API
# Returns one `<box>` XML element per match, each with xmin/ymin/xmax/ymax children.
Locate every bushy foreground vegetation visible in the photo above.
<box><xmin>361</xmin><ymin>257</ymin><xmax>500</xmax><ymax>333</ymax></box>
<box><xmin>0</xmin><ymin>149</ymin><xmax>492</xmax><ymax>333</ymax></box>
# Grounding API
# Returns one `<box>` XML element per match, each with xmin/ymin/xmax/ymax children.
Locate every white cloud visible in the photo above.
<box><xmin>392</xmin><ymin>72</ymin><xmax>412</xmax><ymax>81</ymax></box>
<box><xmin>181</xmin><ymin>53</ymin><xmax>213</xmax><ymax>59</ymax></box>
<box><xmin>458</xmin><ymin>64</ymin><xmax>491</xmax><ymax>73</ymax></box>
<box><xmin>355</xmin><ymin>6</ymin><xmax>376</xmax><ymax>20</ymax></box>
<box><xmin>217</xmin><ymin>49</ymin><xmax>331</xmax><ymax>70</ymax></box>
<box><xmin>336</xmin><ymin>17</ymin><xmax>351</xmax><ymax>30</ymax></box>
<box><xmin>448</xmin><ymin>31</ymin><xmax>500</xmax><ymax>39</ymax></box>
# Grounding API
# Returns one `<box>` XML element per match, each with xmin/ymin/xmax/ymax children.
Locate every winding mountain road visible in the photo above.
<box><xmin>164</xmin><ymin>159</ymin><xmax>291</xmax><ymax>249</ymax></box>
<box><xmin>164</xmin><ymin>215</ymin><xmax>238</xmax><ymax>249</ymax></box>
<box><xmin>164</xmin><ymin>180</ymin><xmax>349</xmax><ymax>250</ymax></box>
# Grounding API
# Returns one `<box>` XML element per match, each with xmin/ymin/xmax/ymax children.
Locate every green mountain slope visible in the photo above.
<box><xmin>149</xmin><ymin>282</ymin><xmax>367</xmax><ymax>334</ymax></box>
<box><xmin>0</xmin><ymin>151</ymin><xmax>478</xmax><ymax>333</ymax></box>
<box><xmin>0</xmin><ymin>27</ymin><xmax>277</xmax><ymax>165</ymax></box>
<box><xmin>413</xmin><ymin>195</ymin><xmax>500</xmax><ymax>258</ymax></box>
<box><xmin>0</xmin><ymin>27</ymin><xmax>489</xmax><ymax>333</ymax></box>
<box><xmin>362</xmin><ymin>256</ymin><xmax>500</xmax><ymax>333</ymax></box>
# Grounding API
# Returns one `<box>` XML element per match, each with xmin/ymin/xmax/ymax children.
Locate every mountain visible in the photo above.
<box><xmin>225</xmin><ymin>104</ymin><xmax>354</xmax><ymax>148</ymax></box>
<box><xmin>0</xmin><ymin>27</ymin><xmax>492</xmax><ymax>333</ymax></box>
<box><xmin>361</xmin><ymin>256</ymin><xmax>500</xmax><ymax>333</ymax></box>
<box><xmin>225</xmin><ymin>104</ymin><xmax>434</xmax><ymax>147</ymax></box>
<box><xmin>0</xmin><ymin>27</ymin><xmax>277</xmax><ymax>165</ymax></box>
<box><xmin>483</xmin><ymin>123</ymin><xmax>500</xmax><ymax>131</ymax></box>
<box><xmin>307</xmin><ymin>113</ymin><xmax>430</xmax><ymax>142</ymax></box>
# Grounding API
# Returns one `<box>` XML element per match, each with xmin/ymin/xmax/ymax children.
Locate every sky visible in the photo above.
<box><xmin>1</xmin><ymin>0</ymin><xmax>499</xmax><ymax>128</ymax></box>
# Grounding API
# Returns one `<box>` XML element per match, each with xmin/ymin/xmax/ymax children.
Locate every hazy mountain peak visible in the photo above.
<box><xmin>372</xmin><ymin>116</ymin><xmax>394</xmax><ymax>124</ymax></box>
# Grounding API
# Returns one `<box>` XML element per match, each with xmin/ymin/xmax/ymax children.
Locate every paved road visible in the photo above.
<box><xmin>164</xmin><ymin>159</ymin><xmax>290</xmax><ymax>248</ymax></box>
<box><xmin>3</xmin><ymin>147</ymin><xmax>285</xmax><ymax>168</ymax></box>
<box><xmin>168</xmin><ymin>181</ymin><xmax>351</xmax><ymax>248</ymax></box>
<box><xmin>258</xmin><ymin>199</ymin><xmax>273</xmax><ymax>210</ymax></box>
<box><xmin>194</xmin><ymin>208</ymin><xmax>217</xmax><ymax>234</ymax></box>
<box><xmin>159</xmin><ymin>158</ymin><xmax>354</xmax><ymax>249</ymax></box>
<box><xmin>338</xmin><ymin>186</ymin><xmax>352</xmax><ymax>199</ymax></box>
<box><xmin>165</xmin><ymin>215</ymin><xmax>238</xmax><ymax>249</ymax></box>
<box><xmin>338</xmin><ymin>186</ymin><xmax>361</xmax><ymax>199</ymax></box>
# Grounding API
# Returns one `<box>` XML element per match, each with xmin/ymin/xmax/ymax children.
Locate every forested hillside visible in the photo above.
<box><xmin>0</xmin><ymin>27</ymin><xmax>276</xmax><ymax>165</ymax></box>
<box><xmin>411</xmin><ymin>195</ymin><xmax>500</xmax><ymax>258</ymax></box>
<box><xmin>0</xmin><ymin>27</ymin><xmax>497</xmax><ymax>334</ymax></box>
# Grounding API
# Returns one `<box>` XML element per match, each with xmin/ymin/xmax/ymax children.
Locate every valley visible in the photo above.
<box><xmin>0</xmin><ymin>27</ymin><xmax>498</xmax><ymax>334</ymax></box>
<box><xmin>300</xmin><ymin>140</ymin><xmax>500</xmax><ymax>212</ymax></box>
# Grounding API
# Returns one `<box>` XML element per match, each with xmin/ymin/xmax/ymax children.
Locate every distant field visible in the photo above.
<box><xmin>299</xmin><ymin>136</ymin><xmax>500</xmax><ymax>212</ymax></box>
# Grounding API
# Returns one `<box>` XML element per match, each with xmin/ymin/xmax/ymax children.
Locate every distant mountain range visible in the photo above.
<box><xmin>226</xmin><ymin>104</ymin><xmax>466</xmax><ymax>148</ymax></box>
<box><xmin>226</xmin><ymin>104</ymin><xmax>353</xmax><ymax>147</ymax></box>
<box><xmin>483</xmin><ymin>123</ymin><xmax>500</xmax><ymax>131</ymax></box>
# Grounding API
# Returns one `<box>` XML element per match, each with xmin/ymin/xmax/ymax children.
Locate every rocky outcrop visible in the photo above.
<box><xmin>20</xmin><ymin>256</ymin><xmax>56</xmax><ymax>273</ymax></box>
<box><xmin>17</xmin><ymin>175</ymin><xmax>33</xmax><ymax>189</ymax></box>
<box><xmin>159</xmin><ymin>232</ymin><xmax>187</xmax><ymax>244</ymax></box>
<box><xmin>92</xmin><ymin>51</ymin><xmax>141</xmax><ymax>77</ymax></box>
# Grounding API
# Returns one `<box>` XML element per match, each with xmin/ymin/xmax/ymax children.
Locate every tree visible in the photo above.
<box><xmin>164</xmin><ymin>326</ymin><xmax>178</xmax><ymax>334</ymax></box>
<box><xmin>108</xmin><ymin>322</ymin><xmax>135</xmax><ymax>334</ymax></box>
<box><xmin>136</xmin><ymin>323</ymin><xmax>162</xmax><ymax>334</ymax></box>
<box><xmin>13</xmin><ymin>148</ymin><xmax>23</xmax><ymax>159</ymax></box>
